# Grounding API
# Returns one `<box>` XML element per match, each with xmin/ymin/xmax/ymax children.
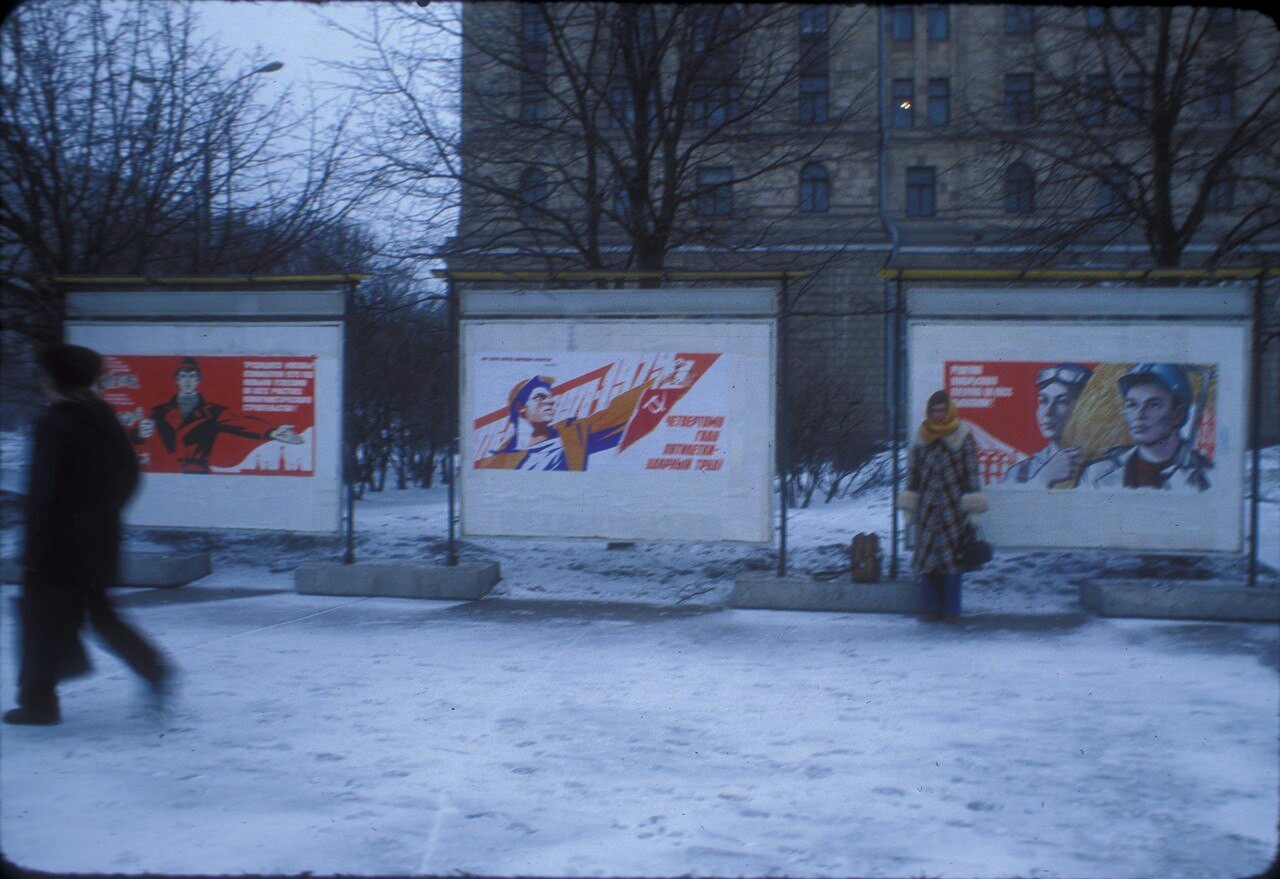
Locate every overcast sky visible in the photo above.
<box><xmin>191</xmin><ymin>1</ymin><xmax>386</xmax><ymax>103</ymax></box>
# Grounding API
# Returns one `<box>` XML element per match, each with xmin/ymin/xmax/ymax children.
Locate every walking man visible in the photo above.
<box><xmin>6</xmin><ymin>343</ymin><xmax>170</xmax><ymax>725</ymax></box>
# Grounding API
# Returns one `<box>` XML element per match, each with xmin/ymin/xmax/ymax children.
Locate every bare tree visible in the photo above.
<box><xmin>0</xmin><ymin>0</ymin><xmax>370</xmax><ymax>340</ymax></box>
<box><xmin>331</xmin><ymin>2</ymin><xmax>878</xmax><ymax>275</ymax></box>
<box><xmin>348</xmin><ymin>272</ymin><xmax>450</xmax><ymax>495</ymax></box>
<box><xmin>965</xmin><ymin>6</ymin><xmax>1279</xmax><ymax>267</ymax></box>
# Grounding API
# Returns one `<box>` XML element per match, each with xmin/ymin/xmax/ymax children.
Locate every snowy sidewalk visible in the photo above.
<box><xmin>1</xmin><ymin>577</ymin><xmax>1276</xmax><ymax>878</ymax></box>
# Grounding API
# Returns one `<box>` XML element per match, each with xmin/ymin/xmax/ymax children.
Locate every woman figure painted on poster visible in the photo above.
<box><xmin>1001</xmin><ymin>363</ymin><xmax>1092</xmax><ymax>489</ymax></box>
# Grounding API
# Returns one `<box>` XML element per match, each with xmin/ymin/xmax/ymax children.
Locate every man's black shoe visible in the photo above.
<box><xmin>3</xmin><ymin>706</ymin><xmax>60</xmax><ymax>725</ymax></box>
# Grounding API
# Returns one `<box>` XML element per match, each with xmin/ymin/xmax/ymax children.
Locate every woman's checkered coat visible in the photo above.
<box><xmin>897</xmin><ymin>422</ymin><xmax>988</xmax><ymax>575</ymax></box>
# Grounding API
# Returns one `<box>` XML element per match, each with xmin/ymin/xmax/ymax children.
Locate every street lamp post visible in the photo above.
<box><xmin>198</xmin><ymin>61</ymin><xmax>284</xmax><ymax>272</ymax></box>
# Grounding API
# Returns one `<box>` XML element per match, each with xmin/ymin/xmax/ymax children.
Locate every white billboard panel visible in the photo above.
<box><xmin>67</xmin><ymin>321</ymin><xmax>344</xmax><ymax>533</ymax></box>
<box><xmin>908</xmin><ymin>319</ymin><xmax>1249</xmax><ymax>552</ymax></box>
<box><xmin>461</xmin><ymin>320</ymin><xmax>774</xmax><ymax>542</ymax></box>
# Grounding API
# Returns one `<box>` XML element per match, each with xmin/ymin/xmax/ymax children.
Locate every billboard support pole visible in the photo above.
<box><xmin>446</xmin><ymin>275</ymin><xmax>460</xmax><ymax>567</ymax></box>
<box><xmin>889</xmin><ymin>273</ymin><xmax>903</xmax><ymax>580</ymax></box>
<box><xmin>1247</xmin><ymin>273</ymin><xmax>1264</xmax><ymax>588</ymax></box>
<box><xmin>342</xmin><ymin>279</ymin><xmax>357</xmax><ymax>564</ymax></box>
<box><xmin>777</xmin><ymin>276</ymin><xmax>790</xmax><ymax>578</ymax></box>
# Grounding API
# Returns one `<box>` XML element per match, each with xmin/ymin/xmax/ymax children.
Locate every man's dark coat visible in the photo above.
<box><xmin>20</xmin><ymin>394</ymin><xmax>139</xmax><ymax>683</ymax></box>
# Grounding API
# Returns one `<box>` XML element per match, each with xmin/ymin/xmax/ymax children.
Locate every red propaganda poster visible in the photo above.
<box><xmin>97</xmin><ymin>354</ymin><xmax>316</xmax><ymax>476</ymax></box>
<box><xmin>948</xmin><ymin>360</ymin><xmax>1217</xmax><ymax>493</ymax></box>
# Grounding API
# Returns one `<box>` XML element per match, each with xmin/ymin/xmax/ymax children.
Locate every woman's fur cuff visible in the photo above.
<box><xmin>960</xmin><ymin>492</ymin><xmax>989</xmax><ymax>514</ymax></box>
<box><xmin>896</xmin><ymin>490</ymin><xmax>920</xmax><ymax>512</ymax></box>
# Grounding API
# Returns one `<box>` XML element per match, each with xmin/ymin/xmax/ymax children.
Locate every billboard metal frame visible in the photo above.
<box><xmin>55</xmin><ymin>274</ymin><xmax>367</xmax><ymax>550</ymax></box>
<box><xmin>881</xmin><ymin>267</ymin><xmax>1278</xmax><ymax>588</ymax></box>
<box><xmin>434</xmin><ymin>271</ymin><xmax>804</xmax><ymax>574</ymax></box>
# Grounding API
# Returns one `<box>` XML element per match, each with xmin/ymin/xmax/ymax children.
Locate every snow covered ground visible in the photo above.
<box><xmin>0</xmin><ymin>433</ymin><xmax>1277</xmax><ymax>877</ymax></box>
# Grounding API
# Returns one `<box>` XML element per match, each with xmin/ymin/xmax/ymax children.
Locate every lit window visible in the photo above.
<box><xmin>892</xmin><ymin>78</ymin><xmax>914</xmax><ymax>127</ymax></box>
<box><xmin>799</xmin><ymin>164</ymin><xmax>830</xmax><ymax>213</ymax></box>
<box><xmin>906</xmin><ymin>166</ymin><xmax>936</xmax><ymax>217</ymax></box>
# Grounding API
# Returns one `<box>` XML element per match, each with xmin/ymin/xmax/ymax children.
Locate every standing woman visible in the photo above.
<box><xmin>896</xmin><ymin>390</ymin><xmax>988</xmax><ymax>622</ymax></box>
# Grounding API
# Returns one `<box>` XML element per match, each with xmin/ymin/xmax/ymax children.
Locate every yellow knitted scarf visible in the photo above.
<box><xmin>918</xmin><ymin>398</ymin><xmax>960</xmax><ymax>443</ymax></box>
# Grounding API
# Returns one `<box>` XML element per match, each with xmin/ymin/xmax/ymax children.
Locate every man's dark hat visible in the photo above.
<box><xmin>176</xmin><ymin>356</ymin><xmax>201</xmax><ymax>375</ymax></box>
<box><xmin>36</xmin><ymin>343</ymin><xmax>102</xmax><ymax>389</ymax></box>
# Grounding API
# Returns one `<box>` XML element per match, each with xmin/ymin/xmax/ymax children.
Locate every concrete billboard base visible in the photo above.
<box><xmin>295</xmin><ymin>561</ymin><xmax>500</xmax><ymax>601</ymax></box>
<box><xmin>731</xmin><ymin>574</ymin><xmax>921</xmax><ymax>614</ymax></box>
<box><xmin>1080</xmin><ymin>579</ymin><xmax>1280</xmax><ymax>622</ymax></box>
<box><xmin>3</xmin><ymin>552</ymin><xmax>211</xmax><ymax>588</ymax></box>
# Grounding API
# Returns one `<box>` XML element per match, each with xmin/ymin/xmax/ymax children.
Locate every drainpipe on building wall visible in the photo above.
<box><xmin>877</xmin><ymin>6</ymin><xmax>905</xmax><ymax>579</ymax></box>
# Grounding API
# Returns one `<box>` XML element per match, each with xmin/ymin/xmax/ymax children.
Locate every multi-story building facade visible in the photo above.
<box><xmin>447</xmin><ymin>4</ymin><xmax>1279</xmax><ymax>444</ymax></box>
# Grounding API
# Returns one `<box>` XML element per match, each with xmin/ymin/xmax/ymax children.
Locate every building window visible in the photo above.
<box><xmin>1203</xmin><ymin>66</ymin><xmax>1235</xmax><ymax>120</ymax></box>
<box><xmin>692</xmin><ymin>82</ymin><xmax>738</xmax><ymax>127</ymax></box>
<box><xmin>519</xmin><ymin>5</ymin><xmax>549</xmax><ymax>123</ymax></box>
<box><xmin>613</xmin><ymin>179</ymin><xmax>632</xmax><ymax>222</ymax></box>
<box><xmin>1118</xmin><ymin>73</ymin><xmax>1144</xmax><ymax>123</ymax></box>
<box><xmin>1085</xmin><ymin>74</ymin><xmax>1109</xmax><ymax>126</ymax></box>
<box><xmin>520</xmin><ymin>77</ymin><xmax>546</xmax><ymax>123</ymax></box>
<box><xmin>1207</xmin><ymin>8</ymin><xmax>1236</xmax><ymax>33</ymax></box>
<box><xmin>798</xmin><ymin>5</ymin><xmax>829</xmax><ymax>37</ymax></box>
<box><xmin>799</xmin><ymin>163</ymin><xmax>830</xmax><ymax>213</ymax></box>
<box><xmin>696</xmin><ymin>167</ymin><xmax>733</xmax><ymax>217</ymax></box>
<box><xmin>1003</xmin><ymin>162</ymin><xmax>1035</xmax><ymax>215</ymax></box>
<box><xmin>927</xmin><ymin>77</ymin><xmax>950</xmax><ymax>126</ymax></box>
<box><xmin>926</xmin><ymin>5</ymin><xmax>950</xmax><ymax>40</ymax></box>
<box><xmin>891</xmin><ymin>6</ymin><xmax>913</xmax><ymax>42</ymax></box>
<box><xmin>1087</xmin><ymin>7</ymin><xmax>1142</xmax><ymax>33</ymax></box>
<box><xmin>1004</xmin><ymin>5</ymin><xmax>1035</xmax><ymax>34</ymax></box>
<box><xmin>798</xmin><ymin>5</ymin><xmax>829</xmax><ymax>125</ymax></box>
<box><xmin>906</xmin><ymin>166</ymin><xmax>936</xmax><ymax>218</ymax></box>
<box><xmin>1206</xmin><ymin>169</ymin><xmax>1234</xmax><ymax>212</ymax></box>
<box><xmin>1097</xmin><ymin>166</ymin><xmax>1127</xmax><ymax>216</ymax></box>
<box><xmin>892</xmin><ymin>78</ymin><xmax>915</xmax><ymax>127</ymax></box>
<box><xmin>799</xmin><ymin>75</ymin><xmax>829</xmax><ymax>124</ymax></box>
<box><xmin>1114</xmin><ymin>7</ymin><xmax>1143</xmax><ymax>33</ymax></box>
<box><xmin>1004</xmin><ymin>73</ymin><xmax>1034</xmax><ymax>124</ymax></box>
<box><xmin>606</xmin><ymin>85</ymin><xmax>635</xmax><ymax>129</ymax></box>
<box><xmin>518</xmin><ymin>167</ymin><xmax>548</xmax><ymax>222</ymax></box>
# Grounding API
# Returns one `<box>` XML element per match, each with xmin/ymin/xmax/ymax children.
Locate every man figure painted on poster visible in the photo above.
<box><xmin>130</xmin><ymin>356</ymin><xmax>302</xmax><ymax>474</ymax></box>
<box><xmin>1080</xmin><ymin>363</ymin><xmax>1212</xmax><ymax>491</ymax></box>
<box><xmin>1002</xmin><ymin>363</ymin><xmax>1092</xmax><ymax>489</ymax></box>
<box><xmin>490</xmin><ymin>376</ymin><xmax>568</xmax><ymax>471</ymax></box>
<box><xmin>478</xmin><ymin>373</ymin><xmax>657</xmax><ymax>472</ymax></box>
